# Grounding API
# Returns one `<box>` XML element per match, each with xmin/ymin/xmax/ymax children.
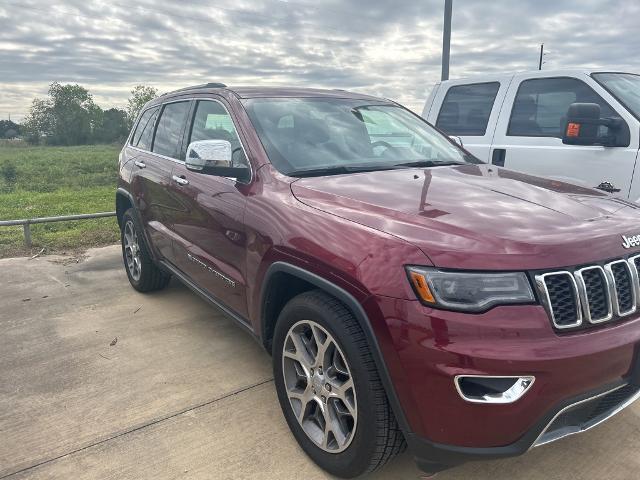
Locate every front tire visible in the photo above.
<box><xmin>273</xmin><ymin>290</ymin><xmax>405</xmax><ymax>478</ymax></box>
<box><xmin>120</xmin><ymin>208</ymin><xmax>170</xmax><ymax>292</ymax></box>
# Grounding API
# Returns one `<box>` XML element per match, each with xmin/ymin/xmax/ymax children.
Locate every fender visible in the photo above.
<box><xmin>115</xmin><ymin>187</ymin><xmax>158</xmax><ymax>262</ymax></box>
<box><xmin>260</xmin><ymin>261</ymin><xmax>412</xmax><ymax>435</ymax></box>
<box><xmin>116</xmin><ymin>187</ymin><xmax>136</xmax><ymax>225</ymax></box>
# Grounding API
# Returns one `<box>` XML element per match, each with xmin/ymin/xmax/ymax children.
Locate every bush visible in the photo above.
<box><xmin>0</xmin><ymin>161</ymin><xmax>17</xmax><ymax>192</ymax></box>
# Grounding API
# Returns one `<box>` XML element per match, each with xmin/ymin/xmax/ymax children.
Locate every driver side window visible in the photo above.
<box><xmin>507</xmin><ymin>77</ymin><xmax>620</xmax><ymax>138</ymax></box>
<box><xmin>189</xmin><ymin>100</ymin><xmax>248</xmax><ymax>167</ymax></box>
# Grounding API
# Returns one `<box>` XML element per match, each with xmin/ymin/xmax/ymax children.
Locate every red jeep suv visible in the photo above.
<box><xmin>116</xmin><ymin>83</ymin><xmax>640</xmax><ymax>477</ymax></box>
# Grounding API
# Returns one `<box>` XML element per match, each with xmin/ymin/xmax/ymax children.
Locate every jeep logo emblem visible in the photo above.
<box><xmin>622</xmin><ymin>234</ymin><xmax>640</xmax><ymax>249</ymax></box>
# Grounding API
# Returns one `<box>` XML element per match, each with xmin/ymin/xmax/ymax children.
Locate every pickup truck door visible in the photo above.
<box><xmin>423</xmin><ymin>75</ymin><xmax>512</xmax><ymax>162</ymax></box>
<box><xmin>490</xmin><ymin>72</ymin><xmax>640</xmax><ymax>198</ymax></box>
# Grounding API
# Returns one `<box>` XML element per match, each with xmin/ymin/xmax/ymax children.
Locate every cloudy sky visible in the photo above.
<box><xmin>1</xmin><ymin>0</ymin><xmax>639</xmax><ymax>122</ymax></box>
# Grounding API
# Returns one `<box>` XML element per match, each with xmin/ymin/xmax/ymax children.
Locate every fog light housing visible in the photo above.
<box><xmin>455</xmin><ymin>375</ymin><xmax>535</xmax><ymax>404</ymax></box>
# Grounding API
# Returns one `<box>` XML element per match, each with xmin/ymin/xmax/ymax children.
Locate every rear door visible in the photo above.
<box><xmin>490</xmin><ymin>73</ymin><xmax>639</xmax><ymax>196</ymax></box>
<box><xmin>167</xmin><ymin>97</ymin><xmax>251</xmax><ymax>319</ymax></box>
<box><xmin>127</xmin><ymin>105</ymin><xmax>176</xmax><ymax>260</ymax></box>
<box><xmin>425</xmin><ymin>76</ymin><xmax>512</xmax><ymax>162</ymax></box>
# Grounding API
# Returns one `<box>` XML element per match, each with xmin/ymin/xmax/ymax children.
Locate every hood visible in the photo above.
<box><xmin>291</xmin><ymin>164</ymin><xmax>640</xmax><ymax>270</ymax></box>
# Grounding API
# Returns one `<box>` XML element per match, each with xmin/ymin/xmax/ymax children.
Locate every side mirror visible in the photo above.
<box><xmin>449</xmin><ymin>135</ymin><xmax>464</xmax><ymax>148</ymax></box>
<box><xmin>185</xmin><ymin>140</ymin><xmax>250</xmax><ymax>181</ymax></box>
<box><xmin>562</xmin><ymin>102</ymin><xmax>625</xmax><ymax>147</ymax></box>
<box><xmin>562</xmin><ymin>103</ymin><xmax>600</xmax><ymax>145</ymax></box>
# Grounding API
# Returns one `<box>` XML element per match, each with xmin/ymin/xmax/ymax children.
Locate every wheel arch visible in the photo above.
<box><xmin>116</xmin><ymin>187</ymin><xmax>135</xmax><ymax>228</ymax></box>
<box><xmin>115</xmin><ymin>187</ymin><xmax>159</xmax><ymax>262</ymax></box>
<box><xmin>259</xmin><ymin>261</ymin><xmax>411</xmax><ymax>434</ymax></box>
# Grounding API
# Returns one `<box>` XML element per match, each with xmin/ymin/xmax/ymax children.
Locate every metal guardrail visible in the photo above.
<box><xmin>0</xmin><ymin>212</ymin><xmax>116</xmax><ymax>247</ymax></box>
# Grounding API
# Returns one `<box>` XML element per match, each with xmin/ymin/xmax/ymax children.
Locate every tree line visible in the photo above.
<box><xmin>19</xmin><ymin>83</ymin><xmax>158</xmax><ymax>145</ymax></box>
<box><xmin>0</xmin><ymin>120</ymin><xmax>20</xmax><ymax>139</ymax></box>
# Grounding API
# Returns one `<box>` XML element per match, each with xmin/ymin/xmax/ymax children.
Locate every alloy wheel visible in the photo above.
<box><xmin>282</xmin><ymin>320</ymin><xmax>357</xmax><ymax>453</ymax></box>
<box><xmin>123</xmin><ymin>220</ymin><xmax>142</xmax><ymax>282</ymax></box>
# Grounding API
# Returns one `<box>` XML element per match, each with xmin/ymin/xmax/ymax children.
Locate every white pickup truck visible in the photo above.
<box><xmin>422</xmin><ymin>70</ymin><xmax>640</xmax><ymax>201</ymax></box>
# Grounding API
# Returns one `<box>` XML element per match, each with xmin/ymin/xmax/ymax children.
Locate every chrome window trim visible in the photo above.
<box><xmin>604</xmin><ymin>259</ymin><xmax>637</xmax><ymax>317</ymax></box>
<box><xmin>535</xmin><ymin>271</ymin><xmax>582</xmax><ymax>329</ymax></box>
<box><xmin>531</xmin><ymin>383</ymin><xmax>640</xmax><ymax>449</ymax></box>
<box><xmin>127</xmin><ymin>97</ymin><xmax>254</xmax><ymax>184</ymax></box>
<box><xmin>573</xmin><ymin>265</ymin><xmax>613</xmax><ymax>324</ymax></box>
<box><xmin>128</xmin><ymin>145</ymin><xmax>183</xmax><ymax>165</ymax></box>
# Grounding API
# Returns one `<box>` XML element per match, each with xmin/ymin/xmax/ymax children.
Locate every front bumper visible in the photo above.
<box><xmin>407</xmin><ymin>379</ymin><xmax>640</xmax><ymax>472</ymax></box>
<box><xmin>366</xmin><ymin>296</ymin><xmax>640</xmax><ymax>469</ymax></box>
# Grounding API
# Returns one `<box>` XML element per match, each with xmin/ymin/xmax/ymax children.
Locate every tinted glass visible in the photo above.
<box><xmin>131</xmin><ymin>107</ymin><xmax>159</xmax><ymax>150</ymax></box>
<box><xmin>189</xmin><ymin>100</ymin><xmax>247</xmax><ymax>166</ymax></box>
<box><xmin>593</xmin><ymin>73</ymin><xmax>640</xmax><ymax>119</ymax></box>
<box><xmin>508</xmin><ymin>77</ymin><xmax>619</xmax><ymax>137</ymax></box>
<box><xmin>152</xmin><ymin>101</ymin><xmax>190</xmax><ymax>159</ymax></box>
<box><xmin>242</xmin><ymin>98</ymin><xmax>479</xmax><ymax>175</ymax></box>
<box><xmin>436</xmin><ymin>82</ymin><xmax>500</xmax><ymax>136</ymax></box>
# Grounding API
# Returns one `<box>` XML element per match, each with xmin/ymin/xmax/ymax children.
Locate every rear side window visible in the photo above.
<box><xmin>436</xmin><ymin>82</ymin><xmax>500</xmax><ymax>136</ymax></box>
<box><xmin>152</xmin><ymin>101</ymin><xmax>191</xmax><ymax>159</ymax></box>
<box><xmin>131</xmin><ymin>107</ymin><xmax>159</xmax><ymax>150</ymax></box>
<box><xmin>508</xmin><ymin>77</ymin><xmax>619</xmax><ymax>137</ymax></box>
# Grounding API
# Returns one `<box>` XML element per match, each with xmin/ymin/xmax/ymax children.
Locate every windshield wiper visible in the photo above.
<box><xmin>289</xmin><ymin>164</ymin><xmax>398</xmax><ymax>178</ymax></box>
<box><xmin>393</xmin><ymin>159</ymin><xmax>466</xmax><ymax>168</ymax></box>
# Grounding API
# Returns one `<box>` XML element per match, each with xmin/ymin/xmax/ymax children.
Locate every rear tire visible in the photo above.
<box><xmin>121</xmin><ymin>208</ymin><xmax>171</xmax><ymax>293</ymax></box>
<box><xmin>273</xmin><ymin>290</ymin><xmax>405</xmax><ymax>478</ymax></box>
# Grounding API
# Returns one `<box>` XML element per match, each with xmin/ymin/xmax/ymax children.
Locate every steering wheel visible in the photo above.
<box><xmin>371</xmin><ymin>140</ymin><xmax>399</xmax><ymax>157</ymax></box>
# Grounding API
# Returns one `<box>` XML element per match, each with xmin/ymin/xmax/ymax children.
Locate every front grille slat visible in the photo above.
<box><xmin>582</xmin><ymin>269</ymin><xmax>608</xmax><ymax>319</ymax></box>
<box><xmin>536</xmin><ymin>256</ymin><xmax>640</xmax><ymax>331</ymax></box>
<box><xmin>537</xmin><ymin>272</ymin><xmax>581</xmax><ymax>329</ymax></box>
<box><xmin>607</xmin><ymin>261</ymin><xmax>636</xmax><ymax>316</ymax></box>
<box><xmin>576</xmin><ymin>266</ymin><xmax>612</xmax><ymax>323</ymax></box>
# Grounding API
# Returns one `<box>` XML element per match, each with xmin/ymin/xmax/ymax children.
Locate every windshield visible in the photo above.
<box><xmin>242</xmin><ymin>97</ymin><xmax>480</xmax><ymax>176</ymax></box>
<box><xmin>593</xmin><ymin>73</ymin><xmax>640</xmax><ymax>119</ymax></box>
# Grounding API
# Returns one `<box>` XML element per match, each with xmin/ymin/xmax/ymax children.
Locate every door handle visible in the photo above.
<box><xmin>595</xmin><ymin>181</ymin><xmax>621</xmax><ymax>193</ymax></box>
<box><xmin>134</xmin><ymin>160</ymin><xmax>146</xmax><ymax>169</ymax></box>
<box><xmin>491</xmin><ymin>148</ymin><xmax>506</xmax><ymax>167</ymax></box>
<box><xmin>172</xmin><ymin>175</ymin><xmax>189</xmax><ymax>186</ymax></box>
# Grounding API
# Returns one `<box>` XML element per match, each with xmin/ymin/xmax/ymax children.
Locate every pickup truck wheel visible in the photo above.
<box><xmin>121</xmin><ymin>208</ymin><xmax>170</xmax><ymax>292</ymax></box>
<box><xmin>273</xmin><ymin>290</ymin><xmax>405</xmax><ymax>478</ymax></box>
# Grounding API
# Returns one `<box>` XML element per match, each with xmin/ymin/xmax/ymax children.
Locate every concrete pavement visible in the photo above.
<box><xmin>1</xmin><ymin>245</ymin><xmax>639</xmax><ymax>479</ymax></box>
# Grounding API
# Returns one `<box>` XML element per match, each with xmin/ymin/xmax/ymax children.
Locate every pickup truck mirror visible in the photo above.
<box><xmin>186</xmin><ymin>139</ymin><xmax>250</xmax><ymax>181</ymax></box>
<box><xmin>562</xmin><ymin>102</ymin><xmax>625</xmax><ymax>147</ymax></box>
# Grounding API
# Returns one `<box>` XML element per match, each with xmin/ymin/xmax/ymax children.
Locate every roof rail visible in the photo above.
<box><xmin>170</xmin><ymin>82</ymin><xmax>227</xmax><ymax>93</ymax></box>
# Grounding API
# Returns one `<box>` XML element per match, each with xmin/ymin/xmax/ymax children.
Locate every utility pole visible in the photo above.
<box><xmin>538</xmin><ymin>43</ymin><xmax>544</xmax><ymax>70</ymax></box>
<box><xmin>441</xmin><ymin>0</ymin><xmax>453</xmax><ymax>81</ymax></box>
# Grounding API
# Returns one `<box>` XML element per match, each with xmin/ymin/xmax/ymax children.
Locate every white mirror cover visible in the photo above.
<box><xmin>186</xmin><ymin>140</ymin><xmax>232</xmax><ymax>170</ymax></box>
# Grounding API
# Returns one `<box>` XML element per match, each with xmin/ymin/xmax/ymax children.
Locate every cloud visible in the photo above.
<box><xmin>1</xmin><ymin>0</ymin><xmax>639</xmax><ymax>122</ymax></box>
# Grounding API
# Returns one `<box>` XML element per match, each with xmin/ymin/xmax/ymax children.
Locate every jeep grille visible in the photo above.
<box><xmin>535</xmin><ymin>256</ymin><xmax>640</xmax><ymax>330</ymax></box>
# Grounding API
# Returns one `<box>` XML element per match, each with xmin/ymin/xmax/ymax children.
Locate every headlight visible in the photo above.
<box><xmin>406</xmin><ymin>266</ymin><xmax>535</xmax><ymax>312</ymax></box>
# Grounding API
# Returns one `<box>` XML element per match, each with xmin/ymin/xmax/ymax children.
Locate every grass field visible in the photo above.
<box><xmin>0</xmin><ymin>144</ymin><xmax>121</xmax><ymax>257</ymax></box>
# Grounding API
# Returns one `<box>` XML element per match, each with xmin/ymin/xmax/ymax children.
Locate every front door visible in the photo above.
<box><xmin>168</xmin><ymin>98</ymin><xmax>251</xmax><ymax>319</ymax></box>
<box><xmin>491</xmin><ymin>73</ymin><xmax>640</xmax><ymax>198</ymax></box>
